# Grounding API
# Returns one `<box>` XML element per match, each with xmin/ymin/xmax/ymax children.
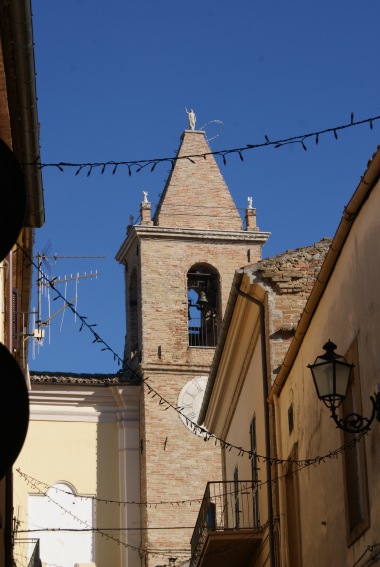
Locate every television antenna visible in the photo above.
<box><xmin>30</xmin><ymin>250</ymin><xmax>105</xmax><ymax>348</ymax></box>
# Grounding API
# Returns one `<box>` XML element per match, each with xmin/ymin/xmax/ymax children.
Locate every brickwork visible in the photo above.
<box><xmin>139</xmin><ymin>236</ymin><xmax>263</xmax><ymax>367</ymax></box>
<box><xmin>153</xmin><ymin>130</ymin><xmax>243</xmax><ymax>231</ymax></box>
<box><xmin>139</xmin><ymin>374</ymin><xmax>223</xmax><ymax>560</ymax></box>
<box><xmin>250</xmin><ymin>238</ymin><xmax>331</xmax><ymax>383</ymax></box>
<box><xmin>116</xmin><ymin>128</ymin><xmax>270</xmax><ymax>566</ymax></box>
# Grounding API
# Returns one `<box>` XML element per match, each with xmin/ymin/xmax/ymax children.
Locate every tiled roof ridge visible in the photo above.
<box><xmin>31</xmin><ymin>370</ymin><xmax>117</xmax><ymax>378</ymax></box>
<box><xmin>30</xmin><ymin>370</ymin><xmax>140</xmax><ymax>385</ymax></box>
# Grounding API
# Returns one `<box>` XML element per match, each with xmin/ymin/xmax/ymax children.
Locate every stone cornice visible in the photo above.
<box><xmin>140</xmin><ymin>362</ymin><xmax>212</xmax><ymax>375</ymax></box>
<box><xmin>29</xmin><ymin>382</ymin><xmax>140</xmax><ymax>423</ymax></box>
<box><xmin>116</xmin><ymin>225</ymin><xmax>271</xmax><ymax>262</ymax></box>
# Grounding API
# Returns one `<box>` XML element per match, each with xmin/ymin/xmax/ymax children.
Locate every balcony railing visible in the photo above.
<box><xmin>188</xmin><ymin>316</ymin><xmax>218</xmax><ymax>347</ymax></box>
<box><xmin>190</xmin><ymin>480</ymin><xmax>260</xmax><ymax>567</ymax></box>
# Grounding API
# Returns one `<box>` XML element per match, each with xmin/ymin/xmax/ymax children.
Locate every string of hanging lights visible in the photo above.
<box><xmin>25</xmin><ymin>112</ymin><xmax>380</xmax><ymax>177</ymax></box>
<box><xmin>17</xmin><ymin>245</ymin><xmax>370</xmax><ymax>465</ymax></box>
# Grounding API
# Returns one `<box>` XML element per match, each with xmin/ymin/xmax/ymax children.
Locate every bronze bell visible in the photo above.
<box><xmin>197</xmin><ymin>291</ymin><xmax>208</xmax><ymax>309</ymax></box>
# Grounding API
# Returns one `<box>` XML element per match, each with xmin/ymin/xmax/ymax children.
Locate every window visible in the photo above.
<box><xmin>288</xmin><ymin>403</ymin><xmax>294</xmax><ymax>435</ymax></box>
<box><xmin>250</xmin><ymin>415</ymin><xmax>260</xmax><ymax>527</ymax></box>
<box><xmin>341</xmin><ymin>338</ymin><xmax>370</xmax><ymax>544</ymax></box>
<box><xmin>187</xmin><ymin>264</ymin><xmax>219</xmax><ymax>347</ymax></box>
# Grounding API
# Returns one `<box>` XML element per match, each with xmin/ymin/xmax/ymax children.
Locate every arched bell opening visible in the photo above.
<box><xmin>127</xmin><ymin>268</ymin><xmax>139</xmax><ymax>361</ymax></box>
<box><xmin>187</xmin><ymin>264</ymin><xmax>220</xmax><ymax>347</ymax></box>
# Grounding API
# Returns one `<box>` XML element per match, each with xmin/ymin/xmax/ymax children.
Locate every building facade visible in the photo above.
<box><xmin>0</xmin><ymin>1</ymin><xmax>44</xmax><ymax>565</ymax></box>
<box><xmin>271</xmin><ymin>146</ymin><xmax>380</xmax><ymax>567</ymax></box>
<box><xmin>193</xmin><ymin>239</ymin><xmax>330</xmax><ymax>567</ymax></box>
<box><xmin>194</xmin><ymin>145</ymin><xmax>380</xmax><ymax>567</ymax></box>
<box><xmin>14</xmin><ymin>371</ymin><xmax>140</xmax><ymax>567</ymax></box>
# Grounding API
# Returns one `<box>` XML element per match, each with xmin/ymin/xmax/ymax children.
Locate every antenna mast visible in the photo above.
<box><xmin>32</xmin><ymin>252</ymin><xmax>105</xmax><ymax>346</ymax></box>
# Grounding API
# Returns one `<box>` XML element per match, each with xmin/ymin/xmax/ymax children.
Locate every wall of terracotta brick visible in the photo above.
<box><xmin>154</xmin><ymin>130</ymin><xmax>243</xmax><ymax>231</ymax></box>
<box><xmin>127</xmin><ymin>227</ymin><xmax>266</xmax><ymax>564</ymax></box>
<box><xmin>115</xmin><ymin>126</ymin><xmax>271</xmax><ymax>565</ymax></box>
<box><xmin>251</xmin><ymin>238</ymin><xmax>332</xmax><ymax>383</ymax></box>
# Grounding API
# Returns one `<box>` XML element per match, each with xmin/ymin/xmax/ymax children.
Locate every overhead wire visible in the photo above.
<box><xmin>14</xmin><ymin>111</ymin><xmax>380</xmax><ymax>566</ymax></box>
<box><xmin>15</xmin><ymin>468</ymin><xmax>274</xmax><ymax>565</ymax></box>
<box><xmin>15</xmin><ymin>471</ymin><xmax>276</xmax><ymax>566</ymax></box>
<box><xmin>17</xmin><ymin>244</ymin><xmax>371</xmax><ymax>467</ymax></box>
<box><xmin>350</xmin><ymin>544</ymin><xmax>380</xmax><ymax>567</ymax></box>
<box><xmin>16</xmin><ymin>527</ymin><xmax>195</xmax><ymax>533</ymax></box>
<box><xmin>25</xmin><ymin>112</ymin><xmax>380</xmax><ymax>177</ymax></box>
<box><xmin>17</xmin><ymin>427</ymin><xmax>366</xmax><ymax>508</ymax></box>
<box><xmin>12</xmin><ymin>475</ymin><xmax>166</xmax><ymax>560</ymax></box>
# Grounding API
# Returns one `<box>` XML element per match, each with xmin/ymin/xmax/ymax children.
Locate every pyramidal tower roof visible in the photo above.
<box><xmin>153</xmin><ymin>129</ymin><xmax>242</xmax><ymax>231</ymax></box>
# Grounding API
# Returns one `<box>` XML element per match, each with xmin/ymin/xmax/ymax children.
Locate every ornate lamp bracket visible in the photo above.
<box><xmin>330</xmin><ymin>392</ymin><xmax>380</xmax><ymax>433</ymax></box>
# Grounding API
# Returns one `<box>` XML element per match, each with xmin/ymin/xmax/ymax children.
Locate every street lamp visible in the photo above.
<box><xmin>308</xmin><ymin>340</ymin><xmax>380</xmax><ymax>433</ymax></box>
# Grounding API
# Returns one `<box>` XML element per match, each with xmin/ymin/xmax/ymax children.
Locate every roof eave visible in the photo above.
<box><xmin>4</xmin><ymin>0</ymin><xmax>45</xmax><ymax>227</ymax></box>
<box><xmin>269</xmin><ymin>145</ymin><xmax>380</xmax><ymax>400</ymax></box>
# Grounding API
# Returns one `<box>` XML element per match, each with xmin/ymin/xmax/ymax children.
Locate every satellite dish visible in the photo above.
<box><xmin>0</xmin><ymin>343</ymin><xmax>29</xmax><ymax>479</ymax></box>
<box><xmin>0</xmin><ymin>137</ymin><xmax>27</xmax><ymax>261</ymax></box>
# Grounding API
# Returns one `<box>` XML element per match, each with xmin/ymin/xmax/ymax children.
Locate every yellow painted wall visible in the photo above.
<box><xmin>14</xmin><ymin>419</ymin><xmax>122</xmax><ymax>567</ymax></box>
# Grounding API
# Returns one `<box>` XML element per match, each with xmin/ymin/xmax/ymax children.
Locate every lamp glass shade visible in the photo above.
<box><xmin>309</xmin><ymin>355</ymin><xmax>352</xmax><ymax>407</ymax></box>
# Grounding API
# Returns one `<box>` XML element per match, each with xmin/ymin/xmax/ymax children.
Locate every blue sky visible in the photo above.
<box><xmin>29</xmin><ymin>0</ymin><xmax>380</xmax><ymax>374</ymax></box>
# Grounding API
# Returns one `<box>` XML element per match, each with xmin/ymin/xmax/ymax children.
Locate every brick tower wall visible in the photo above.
<box><xmin>154</xmin><ymin>130</ymin><xmax>243</xmax><ymax>231</ymax></box>
<box><xmin>140</xmin><ymin>237</ymin><xmax>261</xmax><ymax>367</ymax></box>
<box><xmin>137</xmin><ymin>234</ymin><xmax>264</xmax><ymax>565</ymax></box>
<box><xmin>139</xmin><ymin>374</ymin><xmax>222</xmax><ymax>565</ymax></box>
<box><xmin>116</xmin><ymin>127</ymin><xmax>270</xmax><ymax>566</ymax></box>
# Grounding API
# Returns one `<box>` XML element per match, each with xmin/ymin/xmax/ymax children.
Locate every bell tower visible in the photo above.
<box><xmin>116</xmin><ymin>124</ymin><xmax>270</xmax><ymax>566</ymax></box>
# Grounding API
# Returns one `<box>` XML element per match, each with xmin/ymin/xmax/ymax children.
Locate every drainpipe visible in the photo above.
<box><xmin>234</xmin><ymin>285</ymin><xmax>276</xmax><ymax>567</ymax></box>
<box><xmin>273</xmin><ymin>393</ymin><xmax>288</xmax><ymax>567</ymax></box>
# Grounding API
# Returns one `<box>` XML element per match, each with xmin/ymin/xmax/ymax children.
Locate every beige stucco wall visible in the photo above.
<box><xmin>277</xmin><ymin>177</ymin><xmax>380</xmax><ymax>566</ymax></box>
<box><xmin>224</xmin><ymin>341</ymin><xmax>268</xmax><ymax>519</ymax></box>
<box><xmin>205</xmin><ymin>289</ymin><xmax>262</xmax><ymax>437</ymax></box>
<box><xmin>203</xmin><ymin>286</ymin><xmax>272</xmax><ymax>566</ymax></box>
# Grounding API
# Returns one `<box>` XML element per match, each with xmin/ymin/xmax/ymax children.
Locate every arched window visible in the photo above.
<box><xmin>127</xmin><ymin>268</ymin><xmax>139</xmax><ymax>359</ymax></box>
<box><xmin>187</xmin><ymin>264</ymin><xmax>219</xmax><ymax>347</ymax></box>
